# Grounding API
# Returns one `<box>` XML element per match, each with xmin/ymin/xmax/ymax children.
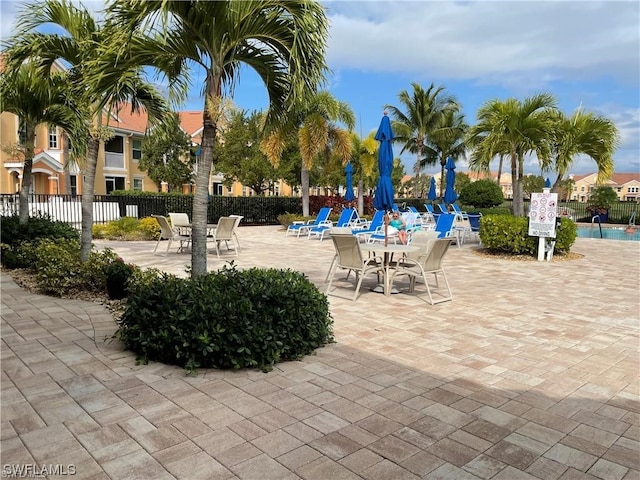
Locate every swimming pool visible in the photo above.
<box><xmin>577</xmin><ymin>226</ymin><xmax>640</xmax><ymax>241</ymax></box>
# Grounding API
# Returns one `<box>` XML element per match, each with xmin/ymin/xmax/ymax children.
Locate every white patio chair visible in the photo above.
<box><xmin>152</xmin><ymin>215</ymin><xmax>191</xmax><ymax>256</ymax></box>
<box><xmin>229</xmin><ymin>214</ymin><xmax>243</xmax><ymax>251</ymax></box>
<box><xmin>207</xmin><ymin>216</ymin><xmax>239</xmax><ymax>257</ymax></box>
<box><xmin>389</xmin><ymin>238</ymin><xmax>453</xmax><ymax>305</ymax></box>
<box><xmin>326</xmin><ymin>233</ymin><xmax>383</xmax><ymax>301</ymax></box>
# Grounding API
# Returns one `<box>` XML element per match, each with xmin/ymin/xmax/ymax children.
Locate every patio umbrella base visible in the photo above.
<box><xmin>370</xmin><ymin>285</ymin><xmax>401</xmax><ymax>295</ymax></box>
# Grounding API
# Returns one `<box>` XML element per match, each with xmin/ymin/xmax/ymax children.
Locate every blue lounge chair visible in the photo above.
<box><xmin>451</xmin><ymin>203</ymin><xmax>469</xmax><ymax>220</ymax></box>
<box><xmin>424</xmin><ymin>204</ymin><xmax>440</xmax><ymax>223</ymax></box>
<box><xmin>352</xmin><ymin>210</ymin><xmax>385</xmax><ymax>242</ymax></box>
<box><xmin>286</xmin><ymin>207</ymin><xmax>332</xmax><ymax>238</ymax></box>
<box><xmin>434</xmin><ymin>213</ymin><xmax>456</xmax><ymax>239</ymax></box>
<box><xmin>308</xmin><ymin>207</ymin><xmax>356</xmax><ymax>240</ymax></box>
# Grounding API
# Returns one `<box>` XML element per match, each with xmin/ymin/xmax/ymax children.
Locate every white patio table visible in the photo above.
<box><xmin>360</xmin><ymin>243</ymin><xmax>419</xmax><ymax>296</ymax></box>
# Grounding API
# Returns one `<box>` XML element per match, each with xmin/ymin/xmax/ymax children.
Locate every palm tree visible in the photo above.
<box><xmin>385</xmin><ymin>83</ymin><xmax>460</xmax><ymax>178</ymax></box>
<box><xmin>548</xmin><ymin>108</ymin><xmax>619</xmax><ymax>192</ymax></box>
<box><xmin>0</xmin><ymin>62</ymin><xmax>85</xmax><ymax>224</ymax></box>
<box><xmin>110</xmin><ymin>1</ymin><xmax>329</xmax><ymax>277</ymax></box>
<box><xmin>262</xmin><ymin>91</ymin><xmax>355</xmax><ymax>217</ymax></box>
<box><xmin>349</xmin><ymin>131</ymin><xmax>378</xmax><ymax>214</ymax></box>
<box><xmin>6</xmin><ymin>0</ymin><xmax>168</xmax><ymax>260</ymax></box>
<box><xmin>422</xmin><ymin>109</ymin><xmax>468</xmax><ymax>199</ymax></box>
<box><xmin>467</xmin><ymin>94</ymin><xmax>558</xmax><ymax>216</ymax></box>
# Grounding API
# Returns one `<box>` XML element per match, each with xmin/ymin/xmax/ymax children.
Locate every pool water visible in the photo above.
<box><xmin>577</xmin><ymin>226</ymin><xmax>640</xmax><ymax>241</ymax></box>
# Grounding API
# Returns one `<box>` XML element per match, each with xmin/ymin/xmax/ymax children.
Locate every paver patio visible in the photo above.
<box><xmin>1</xmin><ymin>226</ymin><xmax>639</xmax><ymax>479</ymax></box>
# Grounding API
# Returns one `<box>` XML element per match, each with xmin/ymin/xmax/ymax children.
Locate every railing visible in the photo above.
<box><xmin>0</xmin><ymin>194</ymin><xmax>302</xmax><ymax>226</ymax></box>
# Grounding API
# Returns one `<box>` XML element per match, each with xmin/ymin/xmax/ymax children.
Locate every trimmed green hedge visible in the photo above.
<box><xmin>479</xmin><ymin>215</ymin><xmax>577</xmax><ymax>255</ymax></box>
<box><xmin>115</xmin><ymin>264</ymin><xmax>334</xmax><ymax>373</ymax></box>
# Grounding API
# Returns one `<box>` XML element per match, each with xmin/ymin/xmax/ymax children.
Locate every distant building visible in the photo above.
<box><xmin>571</xmin><ymin>173</ymin><xmax>640</xmax><ymax>202</ymax></box>
<box><xmin>399</xmin><ymin>171</ymin><xmax>640</xmax><ymax>202</ymax></box>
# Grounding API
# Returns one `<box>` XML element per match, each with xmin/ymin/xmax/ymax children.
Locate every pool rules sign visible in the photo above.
<box><xmin>529</xmin><ymin>190</ymin><xmax>559</xmax><ymax>262</ymax></box>
<box><xmin>529</xmin><ymin>191</ymin><xmax>558</xmax><ymax>238</ymax></box>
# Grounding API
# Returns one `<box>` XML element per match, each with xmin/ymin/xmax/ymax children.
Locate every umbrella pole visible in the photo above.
<box><xmin>384</xmin><ymin>212</ymin><xmax>389</xmax><ymax>247</ymax></box>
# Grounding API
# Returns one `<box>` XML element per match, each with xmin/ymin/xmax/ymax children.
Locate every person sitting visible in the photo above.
<box><xmin>389</xmin><ymin>212</ymin><xmax>408</xmax><ymax>244</ymax></box>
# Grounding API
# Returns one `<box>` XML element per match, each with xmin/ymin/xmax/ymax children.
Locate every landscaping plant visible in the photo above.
<box><xmin>115</xmin><ymin>263</ymin><xmax>334</xmax><ymax>374</ymax></box>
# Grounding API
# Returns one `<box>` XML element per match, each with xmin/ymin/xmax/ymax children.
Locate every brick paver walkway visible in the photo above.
<box><xmin>1</xmin><ymin>227</ymin><xmax>639</xmax><ymax>479</ymax></box>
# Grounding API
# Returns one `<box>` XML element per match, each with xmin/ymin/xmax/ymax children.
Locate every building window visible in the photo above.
<box><xmin>132</xmin><ymin>139</ymin><xmax>142</xmax><ymax>161</ymax></box>
<box><xmin>105</xmin><ymin>176</ymin><xmax>125</xmax><ymax>194</ymax></box>
<box><xmin>69</xmin><ymin>175</ymin><xmax>77</xmax><ymax>196</ymax></box>
<box><xmin>48</xmin><ymin>126</ymin><xmax>58</xmax><ymax>149</ymax></box>
<box><xmin>133</xmin><ymin>178</ymin><xmax>143</xmax><ymax>191</ymax></box>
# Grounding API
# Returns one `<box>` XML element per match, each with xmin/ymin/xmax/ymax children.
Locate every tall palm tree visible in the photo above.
<box><xmin>421</xmin><ymin>109</ymin><xmax>468</xmax><ymax>199</ymax></box>
<box><xmin>467</xmin><ymin>94</ymin><xmax>558</xmax><ymax>216</ymax></box>
<box><xmin>548</xmin><ymin>108</ymin><xmax>619</xmax><ymax>191</ymax></box>
<box><xmin>262</xmin><ymin>91</ymin><xmax>354</xmax><ymax>217</ymax></box>
<box><xmin>6</xmin><ymin>0</ymin><xmax>168</xmax><ymax>260</ymax></box>
<box><xmin>0</xmin><ymin>62</ymin><xmax>85</xmax><ymax>224</ymax></box>
<box><xmin>385</xmin><ymin>83</ymin><xmax>460</xmax><ymax>177</ymax></box>
<box><xmin>110</xmin><ymin>1</ymin><xmax>329</xmax><ymax>277</ymax></box>
<box><xmin>349</xmin><ymin>131</ymin><xmax>377</xmax><ymax>214</ymax></box>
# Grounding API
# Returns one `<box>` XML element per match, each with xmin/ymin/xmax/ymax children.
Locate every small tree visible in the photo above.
<box><xmin>139</xmin><ymin>113</ymin><xmax>194</xmax><ymax>191</ymax></box>
<box><xmin>522</xmin><ymin>175</ymin><xmax>546</xmax><ymax>199</ymax></box>
<box><xmin>587</xmin><ymin>186</ymin><xmax>618</xmax><ymax>214</ymax></box>
<box><xmin>459</xmin><ymin>179</ymin><xmax>503</xmax><ymax>208</ymax></box>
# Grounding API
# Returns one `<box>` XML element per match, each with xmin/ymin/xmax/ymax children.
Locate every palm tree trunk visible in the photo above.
<box><xmin>191</xmin><ymin>115</ymin><xmax>216</xmax><ymax>278</ymax></box>
<box><xmin>512</xmin><ymin>154</ymin><xmax>525</xmax><ymax>217</ymax></box>
<box><xmin>19</xmin><ymin>131</ymin><xmax>36</xmax><ymax>225</ymax></box>
<box><xmin>357</xmin><ymin>178</ymin><xmax>364</xmax><ymax>215</ymax></box>
<box><xmin>496</xmin><ymin>155</ymin><xmax>504</xmax><ymax>185</ymax></box>
<box><xmin>301</xmin><ymin>167</ymin><xmax>310</xmax><ymax>217</ymax></box>
<box><xmin>61</xmin><ymin>131</ymin><xmax>72</xmax><ymax>194</ymax></box>
<box><xmin>80</xmin><ymin>135</ymin><xmax>100</xmax><ymax>261</ymax></box>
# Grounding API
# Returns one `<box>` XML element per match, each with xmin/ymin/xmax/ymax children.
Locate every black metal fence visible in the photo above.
<box><xmin>2</xmin><ymin>194</ymin><xmax>637</xmax><ymax>226</ymax></box>
<box><xmin>0</xmin><ymin>194</ymin><xmax>302</xmax><ymax>226</ymax></box>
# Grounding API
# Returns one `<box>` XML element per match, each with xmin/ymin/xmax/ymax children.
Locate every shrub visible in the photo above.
<box><xmin>459</xmin><ymin>180</ymin><xmax>504</xmax><ymax>208</ymax></box>
<box><xmin>104</xmin><ymin>257</ymin><xmax>137</xmax><ymax>299</ymax></box>
<box><xmin>115</xmin><ymin>263</ymin><xmax>333</xmax><ymax>373</ymax></box>
<box><xmin>91</xmin><ymin>216</ymin><xmax>160</xmax><ymax>240</ymax></box>
<box><xmin>32</xmin><ymin>239</ymin><xmax>85</xmax><ymax>296</ymax></box>
<box><xmin>480</xmin><ymin>215</ymin><xmax>577</xmax><ymax>255</ymax></box>
<box><xmin>0</xmin><ymin>214</ymin><xmax>80</xmax><ymax>269</ymax></box>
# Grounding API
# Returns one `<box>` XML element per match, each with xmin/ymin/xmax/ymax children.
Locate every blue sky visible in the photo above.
<box><xmin>2</xmin><ymin>1</ymin><xmax>639</xmax><ymax>177</ymax></box>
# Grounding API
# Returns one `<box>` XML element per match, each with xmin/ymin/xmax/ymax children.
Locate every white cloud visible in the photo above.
<box><xmin>325</xmin><ymin>1</ymin><xmax>639</xmax><ymax>87</ymax></box>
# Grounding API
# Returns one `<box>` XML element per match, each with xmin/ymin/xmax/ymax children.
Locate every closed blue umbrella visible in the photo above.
<box><xmin>427</xmin><ymin>176</ymin><xmax>437</xmax><ymax>202</ymax></box>
<box><xmin>545</xmin><ymin>178</ymin><xmax>551</xmax><ymax>188</ymax></box>
<box><xmin>372</xmin><ymin>113</ymin><xmax>395</xmax><ymax>212</ymax></box>
<box><xmin>344</xmin><ymin>162</ymin><xmax>355</xmax><ymax>202</ymax></box>
<box><xmin>444</xmin><ymin>157</ymin><xmax>458</xmax><ymax>205</ymax></box>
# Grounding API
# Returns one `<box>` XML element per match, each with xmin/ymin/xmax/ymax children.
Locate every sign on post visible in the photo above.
<box><xmin>529</xmin><ymin>190</ymin><xmax>558</xmax><ymax>261</ymax></box>
<box><xmin>528</xmin><ymin>191</ymin><xmax>558</xmax><ymax>238</ymax></box>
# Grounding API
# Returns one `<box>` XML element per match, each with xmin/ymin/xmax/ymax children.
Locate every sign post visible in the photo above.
<box><xmin>528</xmin><ymin>188</ymin><xmax>558</xmax><ymax>261</ymax></box>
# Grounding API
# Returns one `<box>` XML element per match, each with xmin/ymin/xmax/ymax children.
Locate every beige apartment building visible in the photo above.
<box><xmin>1</xmin><ymin>105</ymin><xmax>297</xmax><ymax>197</ymax></box>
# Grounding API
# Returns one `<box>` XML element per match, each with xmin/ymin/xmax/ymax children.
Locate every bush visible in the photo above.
<box><xmin>92</xmin><ymin>216</ymin><xmax>159</xmax><ymax>240</ymax></box>
<box><xmin>459</xmin><ymin>180</ymin><xmax>504</xmax><ymax>208</ymax></box>
<box><xmin>115</xmin><ymin>263</ymin><xmax>333</xmax><ymax>373</ymax></box>
<box><xmin>32</xmin><ymin>239</ymin><xmax>85</xmax><ymax>296</ymax></box>
<box><xmin>480</xmin><ymin>215</ymin><xmax>577</xmax><ymax>255</ymax></box>
<box><xmin>0</xmin><ymin>214</ymin><xmax>80</xmax><ymax>269</ymax></box>
<box><xmin>104</xmin><ymin>257</ymin><xmax>137</xmax><ymax>299</ymax></box>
